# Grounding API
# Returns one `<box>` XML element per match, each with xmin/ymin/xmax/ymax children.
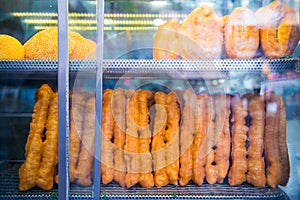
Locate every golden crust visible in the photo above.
<box><xmin>153</xmin><ymin>20</ymin><xmax>181</xmax><ymax>60</ymax></box>
<box><xmin>152</xmin><ymin>92</ymin><xmax>169</xmax><ymax>187</ymax></box>
<box><xmin>138</xmin><ymin>90</ymin><xmax>155</xmax><ymax>188</ymax></box>
<box><xmin>124</xmin><ymin>90</ymin><xmax>140</xmax><ymax>188</ymax></box>
<box><xmin>179</xmin><ymin>90</ymin><xmax>196</xmax><ymax>186</ymax></box>
<box><xmin>258</xmin><ymin>1</ymin><xmax>300</xmax><ymax>58</ymax></box>
<box><xmin>228</xmin><ymin>94</ymin><xmax>248</xmax><ymax>186</ymax></box>
<box><xmin>18</xmin><ymin>84</ymin><xmax>54</xmax><ymax>191</ymax></box>
<box><xmin>101</xmin><ymin>89</ymin><xmax>114</xmax><ymax>184</ymax></box>
<box><xmin>75</xmin><ymin>97</ymin><xmax>96</xmax><ymax>186</ymax></box>
<box><xmin>112</xmin><ymin>88</ymin><xmax>127</xmax><ymax>187</ymax></box>
<box><xmin>165</xmin><ymin>92</ymin><xmax>180</xmax><ymax>185</ymax></box>
<box><xmin>224</xmin><ymin>6</ymin><xmax>259</xmax><ymax>59</ymax></box>
<box><xmin>24</xmin><ymin>27</ymin><xmax>96</xmax><ymax>60</ymax></box>
<box><xmin>180</xmin><ymin>5</ymin><xmax>223</xmax><ymax>59</ymax></box>
<box><xmin>36</xmin><ymin>92</ymin><xmax>58</xmax><ymax>190</ymax></box>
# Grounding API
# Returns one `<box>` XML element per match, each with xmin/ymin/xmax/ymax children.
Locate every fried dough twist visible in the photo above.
<box><xmin>165</xmin><ymin>92</ymin><xmax>180</xmax><ymax>185</ymax></box>
<box><xmin>36</xmin><ymin>92</ymin><xmax>58</xmax><ymax>190</ymax></box>
<box><xmin>152</xmin><ymin>92</ymin><xmax>169</xmax><ymax>187</ymax></box>
<box><xmin>19</xmin><ymin>84</ymin><xmax>54</xmax><ymax>191</ymax></box>
<box><xmin>75</xmin><ymin>97</ymin><xmax>96</xmax><ymax>186</ymax></box>
<box><xmin>101</xmin><ymin>89</ymin><xmax>115</xmax><ymax>184</ymax></box>
<box><xmin>228</xmin><ymin>94</ymin><xmax>248</xmax><ymax>186</ymax></box>
<box><xmin>138</xmin><ymin>90</ymin><xmax>155</xmax><ymax>188</ymax></box>
<box><xmin>179</xmin><ymin>90</ymin><xmax>196</xmax><ymax>186</ymax></box>
<box><xmin>246</xmin><ymin>94</ymin><xmax>266</xmax><ymax>187</ymax></box>
<box><xmin>113</xmin><ymin>88</ymin><xmax>127</xmax><ymax>187</ymax></box>
<box><xmin>192</xmin><ymin>93</ymin><xmax>209</xmax><ymax>186</ymax></box>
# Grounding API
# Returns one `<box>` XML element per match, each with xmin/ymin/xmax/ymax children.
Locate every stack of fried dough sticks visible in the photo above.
<box><xmin>19</xmin><ymin>85</ymin><xmax>290</xmax><ymax>190</ymax></box>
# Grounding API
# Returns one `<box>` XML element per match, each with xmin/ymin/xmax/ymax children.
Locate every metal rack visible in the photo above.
<box><xmin>0</xmin><ymin>161</ymin><xmax>289</xmax><ymax>200</ymax></box>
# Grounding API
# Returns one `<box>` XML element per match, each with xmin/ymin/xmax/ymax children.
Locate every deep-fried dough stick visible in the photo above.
<box><xmin>36</xmin><ymin>92</ymin><xmax>58</xmax><ymax>190</ymax></box>
<box><xmin>246</xmin><ymin>94</ymin><xmax>266</xmax><ymax>187</ymax></box>
<box><xmin>179</xmin><ymin>90</ymin><xmax>196</xmax><ymax>186</ymax></box>
<box><xmin>75</xmin><ymin>97</ymin><xmax>96</xmax><ymax>186</ymax></box>
<box><xmin>101</xmin><ymin>89</ymin><xmax>114</xmax><ymax>184</ymax></box>
<box><xmin>152</xmin><ymin>92</ymin><xmax>169</xmax><ymax>187</ymax></box>
<box><xmin>265</xmin><ymin>92</ymin><xmax>289</xmax><ymax>188</ymax></box>
<box><xmin>69</xmin><ymin>92</ymin><xmax>85</xmax><ymax>183</ymax></box>
<box><xmin>113</xmin><ymin>88</ymin><xmax>127</xmax><ymax>187</ymax></box>
<box><xmin>165</xmin><ymin>91</ymin><xmax>180</xmax><ymax>185</ymax></box>
<box><xmin>192</xmin><ymin>93</ymin><xmax>209</xmax><ymax>186</ymax></box>
<box><xmin>278</xmin><ymin>96</ymin><xmax>290</xmax><ymax>186</ymax></box>
<box><xmin>228</xmin><ymin>94</ymin><xmax>248</xmax><ymax>186</ymax></box>
<box><xmin>214</xmin><ymin>94</ymin><xmax>231</xmax><ymax>184</ymax></box>
<box><xmin>205</xmin><ymin>95</ymin><xmax>217</xmax><ymax>184</ymax></box>
<box><xmin>124</xmin><ymin>90</ymin><xmax>140</xmax><ymax>188</ymax></box>
<box><xmin>139</xmin><ymin>90</ymin><xmax>154</xmax><ymax>188</ymax></box>
<box><xmin>19</xmin><ymin>84</ymin><xmax>54</xmax><ymax>191</ymax></box>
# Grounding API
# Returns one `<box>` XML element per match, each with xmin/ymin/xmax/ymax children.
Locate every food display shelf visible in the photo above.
<box><xmin>0</xmin><ymin>161</ymin><xmax>289</xmax><ymax>200</ymax></box>
<box><xmin>0</xmin><ymin>59</ymin><xmax>298</xmax><ymax>80</ymax></box>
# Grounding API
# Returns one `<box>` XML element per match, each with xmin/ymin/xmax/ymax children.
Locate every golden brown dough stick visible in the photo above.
<box><xmin>124</xmin><ymin>90</ymin><xmax>140</xmax><ymax>188</ymax></box>
<box><xmin>192</xmin><ymin>93</ymin><xmax>209</xmax><ymax>186</ymax></box>
<box><xmin>112</xmin><ymin>88</ymin><xmax>127</xmax><ymax>187</ymax></box>
<box><xmin>264</xmin><ymin>92</ymin><xmax>290</xmax><ymax>188</ymax></box>
<box><xmin>68</xmin><ymin>92</ymin><xmax>85</xmax><ymax>183</ymax></box>
<box><xmin>165</xmin><ymin>91</ymin><xmax>180</xmax><ymax>185</ymax></box>
<box><xmin>228</xmin><ymin>94</ymin><xmax>248</xmax><ymax>186</ymax></box>
<box><xmin>101</xmin><ymin>89</ymin><xmax>114</xmax><ymax>184</ymax></box>
<box><xmin>75</xmin><ymin>97</ymin><xmax>96</xmax><ymax>186</ymax></box>
<box><xmin>205</xmin><ymin>95</ymin><xmax>218</xmax><ymax>184</ymax></box>
<box><xmin>152</xmin><ymin>92</ymin><xmax>169</xmax><ymax>187</ymax></box>
<box><xmin>278</xmin><ymin>96</ymin><xmax>290</xmax><ymax>186</ymax></box>
<box><xmin>36</xmin><ymin>92</ymin><xmax>58</xmax><ymax>190</ymax></box>
<box><xmin>246</xmin><ymin>94</ymin><xmax>266</xmax><ymax>187</ymax></box>
<box><xmin>138</xmin><ymin>90</ymin><xmax>155</xmax><ymax>188</ymax></box>
<box><xmin>214</xmin><ymin>94</ymin><xmax>231</xmax><ymax>184</ymax></box>
<box><xmin>18</xmin><ymin>84</ymin><xmax>54</xmax><ymax>191</ymax></box>
<box><xmin>179</xmin><ymin>90</ymin><xmax>196</xmax><ymax>186</ymax></box>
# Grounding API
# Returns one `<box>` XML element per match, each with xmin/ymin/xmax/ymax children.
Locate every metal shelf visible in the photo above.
<box><xmin>0</xmin><ymin>59</ymin><xmax>298</xmax><ymax>80</ymax></box>
<box><xmin>0</xmin><ymin>161</ymin><xmax>289</xmax><ymax>200</ymax></box>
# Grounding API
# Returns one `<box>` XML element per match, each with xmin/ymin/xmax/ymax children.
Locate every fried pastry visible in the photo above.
<box><xmin>152</xmin><ymin>92</ymin><xmax>169</xmax><ymax>187</ymax></box>
<box><xmin>165</xmin><ymin>92</ymin><xmax>180</xmax><ymax>185</ymax></box>
<box><xmin>214</xmin><ymin>94</ymin><xmax>231</xmax><ymax>184</ymax></box>
<box><xmin>112</xmin><ymin>88</ymin><xmax>127</xmax><ymax>187</ymax></box>
<box><xmin>246</xmin><ymin>94</ymin><xmax>266</xmax><ymax>187</ymax></box>
<box><xmin>69</xmin><ymin>92</ymin><xmax>86</xmax><ymax>183</ymax></box>
<box><xmin>36</xmin><ymin>92</ymin><xmax>58</xmax><ymax>190</ymax></box>
<box><xmin>258</xmin><ymin>0</ymin><xmax>300</xmax><ymax>58</ymax></box>
<box><xmin>101</xmin><ymin>89</ymin><xmax>115</xmax><ymax>184</ymax></box>
<box><xmin>153</xmin><ymin>20</ymin><xmax>181</xmax><ymax>60</ymax></box>
<box><xmin>180</xmin><ymin>5</ymin><xmax>223</xmax><ymax>59</ymax></box>
<box><xmin>179</xmin><ymin>90</ymin><xmax>196</xmax><ymax>186</ymax></box>
<box><xmin>204</xmin><ymin>95</ymin><xmax>218</xmax><ymax>184</ymax></box>
<box><xmin>192</xmin><ymin>93</ymin><xmax>209</xmax><ymax>186</ymax></box>
<box><xmin>124</xmin><ymin>90</ymin><xmax>140</xmax><ymax>188</ymax></box>
<box><xmin>138</xmin><ymin>90</ymin><xmax>155</xmax><ymax>188</ymax></box>
<box><xmin>228</xmin><ymin>94</ymin><xmax>248</xmax><ymax>186</ymax></box>
<box><xmin>18</xmin><ymin>84</ymin><xmax>54</xmax><ymax>191</ymax></box>
<box><xmin>75</xmin><ymin>97</ymin><xmax>96</xmax><ymax>186</ymax></box>
<box><xmin>265</xmin><ymin>92</ymin><xmax>290</xmax><ymax>188</ymax></box>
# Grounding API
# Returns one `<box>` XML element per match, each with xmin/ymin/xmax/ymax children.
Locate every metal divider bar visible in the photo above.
<box><xmin>93</xmin><ymin>0</ymin><xmax>105</xmax><ymax>199</ymax></box>
<box><xmin>58</xmin><ymin>0</ymin><xmax>70</xmax><ymax>199</ymax></box>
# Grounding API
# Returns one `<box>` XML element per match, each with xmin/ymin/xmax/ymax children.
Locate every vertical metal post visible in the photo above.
<box><xmin>58</xmin><ymin>0</ymin><xmax>69</xmax><ymax>199</ymax></box>
<box><xmin>93</xmin><ymin>0</ymin><xmax>104</xmax><ymax>199</ymax></box>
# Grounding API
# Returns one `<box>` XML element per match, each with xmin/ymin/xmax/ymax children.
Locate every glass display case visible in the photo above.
<box><xmin>0</xmin><ymin>0</ymin><xmax>299</xmax><ymax>199</ymax></box>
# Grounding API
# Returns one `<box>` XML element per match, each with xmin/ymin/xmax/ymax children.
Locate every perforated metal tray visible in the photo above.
<box><xmin>0</xmin><ymin>161</ymin><xmax>289</xmax><ymax>200</ymax></box>
<box><xmin>0</xmin><ymin>59</ymin><xmax>298</xmax><ymax>79</ymax></box>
